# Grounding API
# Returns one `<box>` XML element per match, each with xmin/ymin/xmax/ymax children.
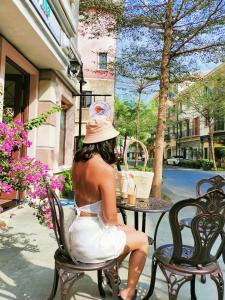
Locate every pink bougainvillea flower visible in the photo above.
<box><xmin>0</xmin><ymin>120</ymin><xmax>65</xmax><ymax>228</ymax></box>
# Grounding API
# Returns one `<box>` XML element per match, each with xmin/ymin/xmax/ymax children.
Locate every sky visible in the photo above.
<box><xmin>114</xmin><ymin>1</ymin><xmax>223</xmax><ymax>104</ymax></box>
<box><xmin>115</xmin><ymin>61</ymin><xmax>220</xmax><ymax>103</ymax></box>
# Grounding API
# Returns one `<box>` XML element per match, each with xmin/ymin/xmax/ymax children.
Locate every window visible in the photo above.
<box><xmin>192</xmin><ymin>116</ymin><xmax>200</xmax><ymax>136</ymax></box>
<box><xmin>59</xmin><ymin>105</ymin><xmax>66</xmax><ymax>165</ymax></box>
<box><xmin>98</xmin><ymin>52</ymin><xmax>107</xmax><ymax>69</ymax></box>
<box><xmin>214</xmin><ymin>116</ymin><xmax>225</xmax><ymax>131</ymax></box>
<box><xmin>82</xmin><ymin>91</ymin><xmax>92</xmax><ymax>108</ymax></box>
<box><xmin>179</xmin><ymin>122</ymin><xmax>182</xmax><ymax>138</ymax></box>
<box><xmin>204</xmin><ymin>148</ymin><xmax>208</xmax><ymax>159</ymax></box>
<box><xmin>186</xmin><ymin>119</ymin><xmax>190</xmax><ymax>136</ymax></box>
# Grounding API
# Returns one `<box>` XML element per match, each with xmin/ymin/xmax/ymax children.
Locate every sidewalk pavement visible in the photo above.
<box><xmin>0</xmin><ymin>205</ymin><xmax>224</xmax><ymax>300</ymax></box>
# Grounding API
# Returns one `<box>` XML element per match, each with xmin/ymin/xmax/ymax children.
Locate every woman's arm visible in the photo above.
<box><xmin>99</xmin><ymin>166</ymin><xmax>119</xmax><ymax>225</ymax></box>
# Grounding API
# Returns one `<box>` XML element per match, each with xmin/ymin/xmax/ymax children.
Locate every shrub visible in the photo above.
<box><xmin>133</xmin><ymin>166</ymin><xmax>153</xmax><ymax>172</ymax></box>
<box><xmin>215</xmin><ymin>147</ymin><xmax>225</xmax><ymax>160</ymax></box>
<box><xmin>179</xmin><ymin>160</ymin><xmax>201</xmax><ymax>169</ymax></box>
<box><xmin>58</xmin><ymin>170</ymin><xmax>73</xmax><ymax>198</ymax></box>
<box><xmin>199</xmin><ymin>159</ymin><xmax>214</xmax><ymax>171</ymax></box>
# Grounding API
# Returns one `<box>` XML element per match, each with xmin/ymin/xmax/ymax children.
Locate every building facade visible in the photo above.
<box><xmin>164</xmin><ymin>64</ymin><xmax>225</xmax><ymax>161</ymax></box>
<box><xmin>74</xmin><ymin>18</ymin><xmax>116</xmax><ymax>148</ymax></box>
<box><xmin>0</xmin><ymin>0</ymin><xmax>81</xmax><ymax>202</ymax></box>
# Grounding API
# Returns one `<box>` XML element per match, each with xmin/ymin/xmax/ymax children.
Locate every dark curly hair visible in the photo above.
<box><xmin>74</xmin><ymin>138</ymin><xmax>117</xmax><ymax>164</ymax></box>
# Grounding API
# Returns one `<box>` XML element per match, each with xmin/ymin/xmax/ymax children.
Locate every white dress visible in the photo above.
<box><xmin>66</xmin><ymin>201</ymin><xmax>126</xmax><ymax>263</ymax></box>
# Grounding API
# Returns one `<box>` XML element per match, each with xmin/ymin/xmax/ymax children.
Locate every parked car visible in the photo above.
<box><xmin>167</xmin><ymin>156</ymin><xmax>184</xmax><ymax>165</ymax></box>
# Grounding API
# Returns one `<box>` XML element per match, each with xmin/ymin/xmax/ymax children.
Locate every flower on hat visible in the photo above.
<box><xmin>89</xmin><ymin>101</ymin><xmax>112</xmax><ymax>118</ymax></box>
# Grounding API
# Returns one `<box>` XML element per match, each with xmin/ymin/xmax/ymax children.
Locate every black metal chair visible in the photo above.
<box><xmin>180</xmin><ymin>174</ymin><xmax>225</xmax><ymax>262</ymax></box>
<box><xmin>46</xmin><ymin>186</ymin><xmax>120</xmax><ymax>300</ymax></box>
<box><xmin>143</xmin><ymin>189</ymin><xmax>225</xmax><ymax>300</ymax></box>
<box><xmin>180</xmin><ymin>175</ymin><xmax>225</xmax><ymax>228</ymax></box>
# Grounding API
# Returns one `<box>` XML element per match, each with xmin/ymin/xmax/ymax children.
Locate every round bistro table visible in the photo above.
<box><xmin>116</xmin><ymin>196</ymin><xmax>172</xmax><ymax>250</ymax></box>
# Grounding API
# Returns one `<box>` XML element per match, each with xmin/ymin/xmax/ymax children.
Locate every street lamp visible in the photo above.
<box><xmin>77</xmin><ymin>64</ymin><xmax>87</xmax><ymax>148</ymax></box>
<box><xmin>67</xmin><ymin>59</ymin><xmax>80</xmax><ymax>77</ymax></box>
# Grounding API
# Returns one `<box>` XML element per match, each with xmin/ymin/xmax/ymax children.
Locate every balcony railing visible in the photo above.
<box><xmin>177</xmin><ymin>128</ymin><xmax>200</xmax><ymax>138</ymax></box>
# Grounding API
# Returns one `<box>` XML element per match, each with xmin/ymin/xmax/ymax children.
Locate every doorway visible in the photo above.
<box><xmin>1</xmin><ymin>59</ymin><xmax>30</xmax><ymax>202</ymax></box>
<box><xmin>3</xmin><ymin>59</ymin><xmax>29</xmax><ymax>123</ymax></box>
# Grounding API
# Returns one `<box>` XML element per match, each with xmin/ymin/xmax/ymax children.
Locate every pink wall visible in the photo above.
<box><xmin>78</xmin><ymin>23</ymin><xmax>116</xmax><ymax>80</ymax></box>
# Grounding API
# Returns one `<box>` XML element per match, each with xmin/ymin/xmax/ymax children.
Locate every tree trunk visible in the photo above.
<box><xmin>123</xmin><ymin>134</ymin><xmax>127</xmax><ymax>157</ymax></box>
<box><xmin>135</xmin><ymin>92</ymin><xmax>141</xmax><ymax>167</ymax></box>
<box><xmin>208</xmin><ymin>121</ymin><xmax>216</xmax><ymax>169</ymax></box>
<box><xmin>151</xmin><ymin>0</ymin><xmax>174</xmax><ymax>198</ymax></box>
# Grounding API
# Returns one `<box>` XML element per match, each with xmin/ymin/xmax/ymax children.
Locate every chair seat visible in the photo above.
<box><xmin>179</xmin><ymin>217</ymin><xmax>192</xmax><ymax>228</ymax></box>
<box><xmin>54</xmin><ymin>248</ymin><xmax>117</xmax><ymax>271</ymax></box>
<box><xmin>155</xmin><ymin>244</ymin><xmax>219</xmax><ymax>275</ymax></box>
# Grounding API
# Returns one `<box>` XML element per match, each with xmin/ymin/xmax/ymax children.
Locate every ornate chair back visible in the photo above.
<box><xmin>196</xmin><ymin>175</ymin><xmax>225</xmax><ymax>196</ymax></box>
<box><xmin>170</xmin><ymin>189</ymin><xmax>225</xmax><ymax>266</ymax></box>
<box><xmin>46</xmin><ymin>186</ymin><xmax>75</xmax><ymax>262</ymax></box>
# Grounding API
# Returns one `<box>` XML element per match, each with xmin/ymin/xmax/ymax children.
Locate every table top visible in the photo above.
<box><xmin>116</xmin><ymin>196</ymin><xmax>172</xmax><ymax>213</ymax></box>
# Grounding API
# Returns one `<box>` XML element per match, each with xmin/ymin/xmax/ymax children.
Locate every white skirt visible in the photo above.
<box><xmin>67</xmin><ymin>211</ymin><xmax>126</xmax><ymax>263</ymax></box>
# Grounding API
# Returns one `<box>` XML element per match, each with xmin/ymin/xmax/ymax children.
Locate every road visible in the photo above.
<box><xmin>162</xmin><ymin>166</ymin><xmax>225</xmax><ymax>202</ymax></box>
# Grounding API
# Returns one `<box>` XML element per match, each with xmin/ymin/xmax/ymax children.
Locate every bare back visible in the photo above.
<box><xmin>72</xmin><ymin>155</ymin><xmax>112</xmax><ymax>205</ymax></box>
<box><xmin>72</xmin><ymin>154</ymin><xmax>118</xmax><ymax>225</ymax></box>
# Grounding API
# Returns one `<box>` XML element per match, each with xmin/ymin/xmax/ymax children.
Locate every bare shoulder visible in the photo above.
<box><xmin>90</xmin><ymin>155</ymin><xmax>115</xmax><ymax>178</ymax></box>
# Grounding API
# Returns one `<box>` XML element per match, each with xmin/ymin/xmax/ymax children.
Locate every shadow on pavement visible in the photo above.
<box><xmin>0</xmin><ymin>231</ymin><xmax>52</xmax><ymax>300</ymax></box>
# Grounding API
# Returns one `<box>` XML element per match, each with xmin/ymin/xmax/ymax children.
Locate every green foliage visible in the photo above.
<box><xmin>212</xmin><ymin>168</ymin><xmax>225</xmax><ymax>171</ymax></box>
<box><xmin>57</xmin><ymin>170</ymin><xmax>73</xmax><ymax>199</ymax></box>
<box><xmin>133</xmin><ymin>165</ymin><xmax>153</xmax><ymax>172</ymax></box>
<box><xmin>179</xmin><ymin>159</ymin><xmax>214</xmax><ymax>170</ymax></box>
<box><xmin>24</xmin><ymin>106</ymin><xmax>61</xmax><ymax>131</ymax></box>
<box><xmin>179</xmin><ymin>71</ymin><xmax>225</xmax><ymax>123</ymax></box>
<box><xmin>114</xmin><ymin>97</ymin><xmax>157</xmax><ymax>143</ymax></box>
<box><xmin>2</xmin><ymin>114</ymin><xmax>13</xmax><ymax>123</ymax></box>
<box><xmin>179</xmin><ymin>160</ymin><xmax>202</xmax><ymax>169</ymax></box>
<box><xmin>215</xmin><ymin>147</ymin><xmax>225</xmax><ymax>160</ymax></box>
<box><xmin>199</xmin><ymin>159</ymin><xmax>214</xmax><ymax>171</ymax></box>
<box><xmin>114</xmin><ymin>97</ymin><xmax>135</xmax><ymax>138</ymax></box>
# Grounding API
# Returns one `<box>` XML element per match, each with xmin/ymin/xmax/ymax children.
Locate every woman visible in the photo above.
<box><xmin>69</xmin><ymin>116</ymin><xmax>148</xmax><ymax>300</ymax></box>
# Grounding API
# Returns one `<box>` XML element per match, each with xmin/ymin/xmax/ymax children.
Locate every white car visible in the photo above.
<box><xmin>167</xmin><ymin>156</ymin><xmax>184</xmax><ymax>166</ymax></box>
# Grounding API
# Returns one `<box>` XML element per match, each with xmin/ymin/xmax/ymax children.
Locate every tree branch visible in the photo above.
<box><xmin>124</xmin><ymin>14</ymin><xmax>164</xmax><ymax>29</ymax></box>
<box><xmin>139</xmin><ymin>0</ymin><xmax>164</xmax><ymax>24</ymax></box>
<box><xmin>172</xmin><ymin>0</ymin><xmax>224</xmax><ymax>54</ymax></box>
<box><xmin>173</xmin><ymin>0</ymin><xmax>205</xmax><ymax>24</ymax></box>
<box><xmin>173</xmin><ymin>0</ymin><xmax>185</xmax><ymax>22</ymax></box>
<box><xmin>172</xmin><ymin>42</ymin><xmax>225</xmax><ymax>58</ymax></box>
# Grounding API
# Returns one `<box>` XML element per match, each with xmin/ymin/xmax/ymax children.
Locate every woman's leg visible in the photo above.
<box><xmin>117</xmin><ymin>225</ymin><xmax>136</xmax><ymax>265</ymax></box>
<box><xmin>118</xmin><ymin>230</ymin><xmax>149</xmax><ymax>300</ymax></box>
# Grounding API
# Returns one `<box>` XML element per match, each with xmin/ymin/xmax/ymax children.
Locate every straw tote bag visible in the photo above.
<box><xmin>118</xmin><ymin>139</ymin><xmax>154</xmax><ymax>199</ymax></box>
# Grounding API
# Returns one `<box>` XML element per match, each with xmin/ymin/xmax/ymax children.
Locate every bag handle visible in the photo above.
<box><xmin>123</xmin><ymin>139</ymin><xmax>149</xmax><ymax>171</ymax></box>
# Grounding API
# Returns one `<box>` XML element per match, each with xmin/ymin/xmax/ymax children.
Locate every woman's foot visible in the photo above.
<box><xmin>119</xmin><ymin>288</ymin><xmax>137</xmax><ymax>300</ymax></box>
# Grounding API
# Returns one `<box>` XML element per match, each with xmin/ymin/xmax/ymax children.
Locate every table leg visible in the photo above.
<box><xmin>134</xmin><ymin>211</ymin><xmax>139</xmax><ymax>230</ymax></box>
<box><xmin>142</xmin><ymin>212</ymin><xmax>146</xmax><ymax>232</ymax></box>
<box><xmin>119</xmin><ymin>208</ymin><xmax>127</xmax><ymax>225</ymax></box>
<box><xmin>154</xmin><ymin>212</ymin><xmax>166</xmax><ymax>251</ymax></box>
